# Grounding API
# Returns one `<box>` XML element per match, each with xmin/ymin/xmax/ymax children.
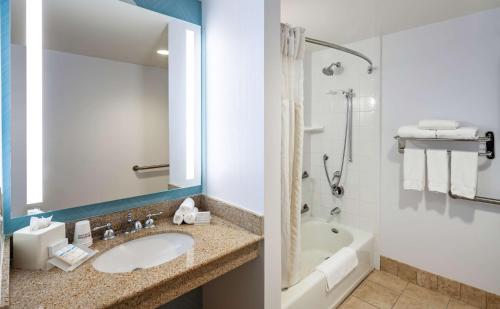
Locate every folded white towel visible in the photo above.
<box><xmin>426</xmin><ymin>149</ymin><xmax>449</xmax><ymax>193</ymax></box>
<box><xmin>404</xmin><ymin>148</ymin><xmax>426</xmax><ymax>191</ymax></box>
<box><xmin>183</xmin><ymin>207</ymin><xmax>199</xmax><ymax>225</ymax></box>
<box><xmin>418</xmin><ymin>119</ymin><xmax>460</xmax><ymax>130</ymax></box>
<box><xmin>173</xmin><ymin>210</ymin><xmax>184</xmax><ymax>225</ymax></box>
<box><xmin>451</xmin><ymin>151</ymin><xmax>478</xmax><ymax>199</ymax></box>
<box><xmin>436</xmin><ymin>127</ymin><xmax>478</xmax><ymax>140</ymax></box>
<box><xmin>315</xmin><ymin>247</ymin><xmax>358</xmax><ymax>292</ymax></box>
<box><xmin>397</xmin><ymin>125</ymin><xmax>436</xmax><ymax>138</ymax></box>
<box><xmin>179</xmin><ymin>198</ymin><xmax>196</xmax><ymax>214</ymax></box>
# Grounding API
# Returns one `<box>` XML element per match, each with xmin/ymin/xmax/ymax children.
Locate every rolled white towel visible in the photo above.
<box><xmin>173</xmin><ymin>210</ymin><xmax>184</xmax><ymax>225</ymax></box>
<box><xmin>436</xmin><ymin>127</ymin><xmax>478</xmax><ymax>140</ymax></box>
<box><xmin>418</xmin><ymin>119</ymin><xmax>460</xmax><ymax>130</ymax></box>
<box><xmin>178</xmin><ymin>198</ymin><xmax>195</xmax><ymax>214</ymax></box>
<box><xmin>183</xmin><ymin>207</ymin><xmax>199</xmax><ymax>225</ymax></box>
<box><xmin>397</xmin><ymin>125</ymin><xmax>436</xmax><ymax>138</ymax></box>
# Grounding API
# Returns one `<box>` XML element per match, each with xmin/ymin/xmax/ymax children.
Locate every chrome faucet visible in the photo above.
<box><xmin>125</xmin><ymin>212</ymin><xmax>143</xmax><ymax>234</ymax></box>
<box><xmin>330</xmin><ymin>207</ymin><xmax>341</xmax><ymax>216</ymax></box>
<box><xmin>92</xmin><ymin>223</ymin><xmax>116</xmax><ymax>240</ymax></box>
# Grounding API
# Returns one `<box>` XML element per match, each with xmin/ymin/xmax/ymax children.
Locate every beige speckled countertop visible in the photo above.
<box><xmin>9</xmin><ymin>216</ymin><xmax>262</xmax><ymax>309</ymax></box>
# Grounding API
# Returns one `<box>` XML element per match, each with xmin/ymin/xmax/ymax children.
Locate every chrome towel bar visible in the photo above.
<box><xmin>394</xmin><ymin>131</ymin><xmax>495</xmax><ymax>159</ymax></box>
<box><xmin>394</xmin><ymin>131</ymin><xmax>499</xmax><ymax>206</ymax></box>
<box><xmin>132</xmin><ymin>164</ymin><xmax>169</xmax><ymax>171</ymax></box>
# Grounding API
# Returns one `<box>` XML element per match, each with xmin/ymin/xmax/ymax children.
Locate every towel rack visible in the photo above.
<box><xmin>394</xmin><ymin>131</ymin><xmax>495</xmax><ymax>159</ymax></box>
<box><xmin>395</xmin><ymin>131</ymin><xmax>500</xmax><ymax>206</ymax></box>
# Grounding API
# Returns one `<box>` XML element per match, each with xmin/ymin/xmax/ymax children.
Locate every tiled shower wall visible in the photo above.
<box><xmin>302</xmin><ymin>37</ymin><xmax>381</xmax><ymax>235</ymax></box>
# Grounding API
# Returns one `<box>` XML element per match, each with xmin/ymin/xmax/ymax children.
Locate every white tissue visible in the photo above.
<box><xmin>27</xmin><ymin>208</ymin><xmax>44</xmax><ymax>215</ymax></box>
<box><xmin>29</xmin><ymin>215</ymin><xmax>53</xmax><ymax>231</ymax></box>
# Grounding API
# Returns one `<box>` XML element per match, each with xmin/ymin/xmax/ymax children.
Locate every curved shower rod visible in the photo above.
<box><xmin>305</xmin><ymin>37</ymin><xmax>374</xmax><ymax>74</ymax></box>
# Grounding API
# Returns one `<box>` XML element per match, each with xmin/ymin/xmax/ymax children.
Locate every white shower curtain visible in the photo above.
<box><xmin>281</xmin><ymin>23</ymin><xmax>305</xmax><ymax>288</ymax></box>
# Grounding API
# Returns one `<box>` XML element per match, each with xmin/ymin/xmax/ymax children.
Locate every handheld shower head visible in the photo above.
<box><xmin>322</xmin><ymin>62</ymin><xmax>343</xmax><ymax>76</ymax></box>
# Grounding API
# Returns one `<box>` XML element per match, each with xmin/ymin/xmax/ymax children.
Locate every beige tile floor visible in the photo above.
<box><xmin>340</xmin><ymin>270</ymin><xmax>480</xmax><ymax>309</ymax></box>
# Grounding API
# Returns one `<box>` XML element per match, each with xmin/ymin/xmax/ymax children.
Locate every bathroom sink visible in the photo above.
<box><xmin>92</xmin><ymin>232</ymin><xmax>194</xmax><ymax>273</ymax></box>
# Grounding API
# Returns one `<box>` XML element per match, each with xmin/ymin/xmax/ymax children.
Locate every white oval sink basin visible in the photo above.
<box><xmin>92</xmin><ymin>232</ymin><xmax>194</xmax><ymax>273</ymax></box>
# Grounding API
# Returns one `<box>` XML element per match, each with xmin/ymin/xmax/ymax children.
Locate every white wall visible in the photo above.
<box><xmin>304</xmin><ymin>38</ymin><xmax>381</xmax><ymax>237</ymax></box>
<box><xmin>203</xmin><ymin>0</ymin><xmax>281</xmax><ymax>308</ymax></box>
<box><xmin>204</xmin><ymin>0</ymin><xmax>264</xmax><ymax>215</ymax></box>
<box><xmin>381</xmin><ymin>8</ymin><xmax>500</xmax><ymax>294</ymax></box>
<box><xmin>11</xmin><ymin>46</ymin><xmax>169</xmax><ymax>216</ymax></box>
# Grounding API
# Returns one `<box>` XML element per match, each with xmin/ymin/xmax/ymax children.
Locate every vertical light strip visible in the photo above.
<box><xmin>26</xmin><ymin>0</ymin><xmax>43</xmax><ymax>204</ymax></box>
<box><xmin>185</xmin><ymin>29</ymin><xmax>195</xmax><ymax>180</ymax></box>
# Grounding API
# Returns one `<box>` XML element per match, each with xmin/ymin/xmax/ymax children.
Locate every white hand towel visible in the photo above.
<box><xmin>315</xmin><ymin>247</ymin><xmax>358</xmax><ymax>292</ymax></box>
<box><xmin>397</xmin><ymin>125</ymin><xmax>436</xmax><ymax>138</ymax></box>
<box><xmin>179</xmin><ymin>198</ymin><xmax>195</xmax><ymax>213</ymax></box>
<box><xmin>451</xmin><ymin>151</ymin><xmax>478</xmax><ymax>199</ymax></box>
<box><xmin>173</xmin><ymin>210</ymin><xmax>184</xmax><ymax>225</ymax></box>
<box><xmin>404</xmin><ymin>148</ymin><xmax>426</xmax><ymax>191</ymax></box>
<box><xmin>426</xmin><ymin>149</ymin><xmax>449</xmax><ymax>193</ymax></box>
<box><xmin>183</xmin><ymin>207</ymin><xmax>199</xmax><ymax>225</ymax></box>
<box><xmin>436</xmin><ymin>127</ymin><xmax>478</xmax><ymax>140</ymax></box>
<box><xmin>418</xmin><ymin>119</ymin><xmax>460</xmax><ymax>130</ymax></box>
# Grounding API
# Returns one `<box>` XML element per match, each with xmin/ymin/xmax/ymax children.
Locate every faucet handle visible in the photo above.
<box><xmin>144</xmin><ymin>211</ymin><xmax>163</xmax><ymax>228</ymax></box>
<box><xmin>92</xmin><ymin>223</ymin><xmax>115</xmax><ymax>240</ymax></box>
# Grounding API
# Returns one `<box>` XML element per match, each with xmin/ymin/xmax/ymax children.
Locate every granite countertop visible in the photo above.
<box><xmin>9</xmin><ymin>216</ymin><xmax>262</xmax><ymax>309</ymax></box>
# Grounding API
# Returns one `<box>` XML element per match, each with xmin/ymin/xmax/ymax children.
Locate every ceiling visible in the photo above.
<box><xmin>12</xmin><ymin>0</ymin><xmax>171</xmax><ymax>68</ymax></box>
<box><xmin>281</xmin><ymin>0</ymin><xmax>500</xmax><ymax>45</ymax></box>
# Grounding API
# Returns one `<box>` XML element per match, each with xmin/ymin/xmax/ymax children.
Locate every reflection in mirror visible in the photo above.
<box><xmin>10</xmin><ymin>0</ymin><xmax>201</xmax><ymax>217</ymax></box>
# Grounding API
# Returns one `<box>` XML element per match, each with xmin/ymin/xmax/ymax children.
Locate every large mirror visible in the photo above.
<box><xmin>9</xmin><ymin>0</ymin><xmax>201</xmax><ymax>217</ymax></box>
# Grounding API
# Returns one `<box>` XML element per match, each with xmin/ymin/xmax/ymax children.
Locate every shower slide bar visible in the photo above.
<box><xmin>132</xmin><ymin>163</ymin><xmax>170</xmax><ymax>171</ymax></box>
<box><xmin>394</xmin><ymin>131</ymin><xmax>500</xmax><ymax>206</ymax></box>
<box><xmin>305</xmin><ymin>37</ymin><xmax>374</xmax><ymax>74</ymax></box>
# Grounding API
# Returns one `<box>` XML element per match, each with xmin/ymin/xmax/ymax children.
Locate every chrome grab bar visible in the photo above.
<box><xmin>132</xmin><ymin>164</ymin><xmax>169</xmax><ymax>171</ymax></box>
<box><xmin>449</xmin><ymin>191</ymin><xmax>500</xmax><ymax>206</ymax></box>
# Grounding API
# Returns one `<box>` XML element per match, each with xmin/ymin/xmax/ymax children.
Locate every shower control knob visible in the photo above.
<box><xmin>332</xmin><ymin>185</ymin><xmax>344</xmax><ymax>198</ymax></box>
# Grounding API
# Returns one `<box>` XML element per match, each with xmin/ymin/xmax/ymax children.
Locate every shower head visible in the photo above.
<box><xmin>322</xmin><ymin>62</ymin><xmax>343</xmax><ymax>76</ymax></box>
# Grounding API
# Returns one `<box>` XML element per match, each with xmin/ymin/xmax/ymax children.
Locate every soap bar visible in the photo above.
<box><xmin>55</xmin><ymin>244</ymin><xmax>88</xmax><ymax>266</ymax></box>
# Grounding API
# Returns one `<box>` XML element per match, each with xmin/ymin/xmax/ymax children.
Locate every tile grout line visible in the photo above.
<box><xmin>390</xmin><ymin>281</ymin><xmax>409</xmax><ymax>309</ymax></box>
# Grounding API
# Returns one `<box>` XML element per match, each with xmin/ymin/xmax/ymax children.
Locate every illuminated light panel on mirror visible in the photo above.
<box><xmin>26</xmin><ymin>0</ymin><xmax>43</xmax><ymax>204</ymax></box>
<box><xmin>185</xmin><ymin>29</ymin><xmax>195</xmax><ymax>180</ymax></box>
<box><xmin>157</xmin><ymin>49</ymin><xmax>169</xmax><ymax>56</ymax></box>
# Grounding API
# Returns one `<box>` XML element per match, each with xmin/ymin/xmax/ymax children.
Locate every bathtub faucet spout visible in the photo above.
<box><xmin>330</xmin><ymin>207</ymin><xmax>341</xmax><ymax>216</ymax></box>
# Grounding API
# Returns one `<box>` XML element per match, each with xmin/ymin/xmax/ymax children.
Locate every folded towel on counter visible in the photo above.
<box><xmin>436</xmin><ymin>127</ymin><xmax>478</xmax><ymax>140</ymax></box>
<box><xmin>173</xmin><ymin>211</ymin><xmax>184</xmax><ymax>225</ymax></box>
<box><xmin>315</xmin><ymin>247</ymin><xmax>358</xmax><ymax>292</ymax></box>
<box><xmin>178</xmin><ymin>198</ymin><xmax>196</xmax><ymax>214</ymax></box>
<box><xmin>183</xmin><ymin>207</ymin><xmax>199</xmax><ymax>225</ymax></box>
<box><xmin>404</xmin><ymin>148</ymin><xmax>426</xmax><ymax>191</ymax></box>
<box><xmin>426</xmin><ymin>149</ymin><xmax>449</xmax><ymax>193</ymax></box>
<box><xmin>418</xmin><ymin>119</ymin><xmax>460</xmax><ymax>130</ymax></box>
<box><xmin>451</xmin><ymin>151</ymin><xmax>478</xmax><ymax>199</ymax></box>
<box><xmin>397</xmin><ymin>125</ymin><xmax>436</xmax><ymax>138</ymax></box>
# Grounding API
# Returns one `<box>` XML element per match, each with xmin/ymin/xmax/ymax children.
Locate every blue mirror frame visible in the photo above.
<box><xmin>1</xmin><ymin>0</ymin><xmax>204</xmax><ymax>235</ymax></box>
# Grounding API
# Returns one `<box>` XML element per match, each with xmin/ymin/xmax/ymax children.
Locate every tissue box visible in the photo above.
<box><xmin>13</xmin><ymin>222</ymin><xmax>66</xmax><ymax>270</ymax></box>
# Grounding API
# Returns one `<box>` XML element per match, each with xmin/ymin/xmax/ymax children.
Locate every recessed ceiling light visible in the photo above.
<box><xmin>157</xmin><ymin>49</ymin><xmax>169</xmax><ymax>56</ymax></box>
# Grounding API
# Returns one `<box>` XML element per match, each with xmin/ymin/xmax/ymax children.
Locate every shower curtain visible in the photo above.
<box><xmin>281</xmin><ymin>23</ymin><xmax>305</xmax><ymax>288</ymax></box>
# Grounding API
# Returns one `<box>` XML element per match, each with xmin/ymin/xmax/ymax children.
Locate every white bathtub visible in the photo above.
<box><xmin>281</xmin><ymin>218</ymin><xmax>374</xmax><ymax>309</ymax></box>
